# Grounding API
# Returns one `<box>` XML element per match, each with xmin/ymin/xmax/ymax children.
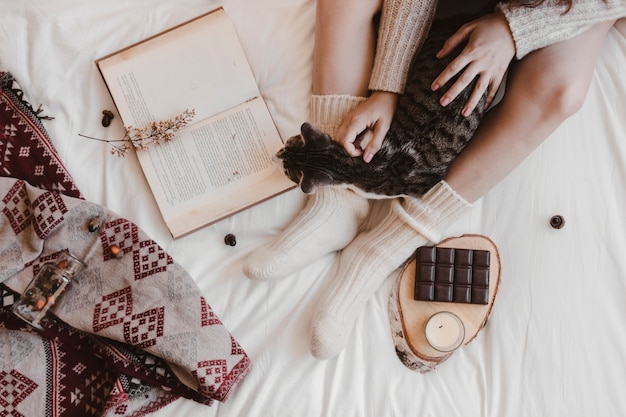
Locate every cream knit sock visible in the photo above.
<box><xmin>308</xmin><ymin>94</ymin><xmax>366</xmax><ymax>138</ymax></box>
<box><xmin>243</xmin><ymin>94</ymin><xmax>369</xmax><ymax>280</ymax></box>
<box><xmin>310</xmin><ymin>181</ymin><xmax>472</xmax><ymax>359</ymax></box>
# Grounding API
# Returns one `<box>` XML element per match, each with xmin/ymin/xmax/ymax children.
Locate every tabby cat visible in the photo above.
<box><xmin>276</xmin><ymin>15</ymin><xmax>488</xmax><ymax>199</ymax></box>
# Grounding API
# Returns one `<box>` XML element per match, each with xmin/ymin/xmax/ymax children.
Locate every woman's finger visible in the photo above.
<box><xmin>362</xmin><ymin>123</ymin><xmax>386</xmax><ymax>163</ymax></box>
<box><xmin>483</xmin><ymin>77</ymin><xmax>501</xmax><ymax>110</ymax></box>
<box><xmin>436</xmin><ymin>22</ymin><xmax>474</xmax><ymax>59</ymax></box>
<box><xmin>431</xmin><ymin>52</ymin><xmax>472</xmax><ymax>93</ymax></box>
<box><xmin>461</xmin><ymin>73</ymin><xmax>490</xmax><ymax>116</ymax></box>
<box><xmin>336</xmin><ymin>117</ymin><xmax>366</xmax><ymax>157</ymax></box>
<box><xmin>439</xmin><ymin>60</ymin><xmax>483</xmax><ymax>106</ymax></box>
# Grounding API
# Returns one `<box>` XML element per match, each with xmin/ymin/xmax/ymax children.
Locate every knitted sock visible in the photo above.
<box><xmin>310</xmin><ymin>181</ymin><xmax>471</xmax><ymax>359</ymax></box>
<box><xmin>308</xmin><ymin>94</ymin><xmax>366</xmax><ymax>138</ymax></box>
<box><xmin>243</xmin><ymin>94</ymin><xmax>368</xmax><ymax>281</ymax></box>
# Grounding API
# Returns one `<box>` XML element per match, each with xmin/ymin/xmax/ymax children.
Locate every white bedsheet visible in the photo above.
<box><xmin>2</xmin><ymin>1</ymin><xmax>626</xmax><ymax>416</ymax></box>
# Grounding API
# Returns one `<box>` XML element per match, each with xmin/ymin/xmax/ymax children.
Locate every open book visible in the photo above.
<box><xmin>96</xmin><ymin>7</ymin><xmax>294</xmax><ymax>238</ymax></box>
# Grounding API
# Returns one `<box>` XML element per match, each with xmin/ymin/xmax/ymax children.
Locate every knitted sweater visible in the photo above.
<box><xmin>370</xmin><ymin>0</ymin><xmax>626</xmax><ymax>94</ymax></box>
<box><xmin>369</xmin><ymin>0</ymin><xmax>439</xmax><ymax>94</ymax></box>
<box><xmin>498</xmin><ymin>0</ymin><xmax>626</xmax><ymax>59</ymax></box>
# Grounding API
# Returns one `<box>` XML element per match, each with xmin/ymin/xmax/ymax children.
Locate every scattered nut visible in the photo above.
<box><xmin>87</xmin><ymin>216</ymin><xmax>103</xmax><ymax>233</ymax></box>
<box><xmin>224</xmin><ymin>234</ymin><xmax>237</xmax><ymax>247</ymax></box>
<box><xmin>549</xmin><ymin>215</ymin><xmax>565</xmax><ymax>229</ymax></box>
<box><xmin>102</xmin><ymin>110</ymin><xmax>114</xmax><ymax>127</ymax></box>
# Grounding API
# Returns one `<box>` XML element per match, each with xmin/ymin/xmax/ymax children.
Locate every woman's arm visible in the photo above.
<box><xmin>432</xmin><ymin>12</ymin><xmax>515</xmax><ymax>116</ymax></box>
<box><xmin>369</xmin><ymin>0</ymin><xmax>439</xmax><ymax>94</ymax></box>
<box><xmin>434</xmin><ymin>0</ymin><xmax>626</xmax><ymax>114</ymax></box>
<box><xmin>335</xmin><ymin>0</ymin><xmax>440</xmax><ymax>162</ymax></box>
<box><xmin>446</xmin><ymin>20</ymin><xmax>616</xmax><ymax>202</ymax></box>
<box><xmin>498</xmin><ymin>0</ymin><xmax>626</xmax><ymax>59</ymax></box>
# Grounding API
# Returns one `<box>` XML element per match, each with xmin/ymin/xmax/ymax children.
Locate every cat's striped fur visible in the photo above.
<box><xmin>276</xmin><ymin>15</ymin><xmax>487</xmax><ymax>199</ymax></box>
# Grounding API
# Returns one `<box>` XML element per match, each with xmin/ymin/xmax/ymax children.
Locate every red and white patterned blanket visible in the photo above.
<box><xmin>0</xmin><ymin>71</ymin><xmax>250</xmax><ymax>416</ymax></box>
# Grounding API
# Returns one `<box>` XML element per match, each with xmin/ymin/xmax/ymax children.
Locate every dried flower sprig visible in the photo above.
<box><xmin>80</xmin><ymin>108</ymin><xmax>196</xmax><ymax>157</ymax></box>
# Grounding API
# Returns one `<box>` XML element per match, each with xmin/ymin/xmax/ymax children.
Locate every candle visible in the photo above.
<box><xmin>424</xmin><ymin>311</ymin><xmax>465</xmax><ymax>352</ymax></box>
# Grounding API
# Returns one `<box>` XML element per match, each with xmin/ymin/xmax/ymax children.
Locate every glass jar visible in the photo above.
<box><xmin>12</xmin><ymin>252</ymin><xmax>86</xmax><ymax>329</ymax></box>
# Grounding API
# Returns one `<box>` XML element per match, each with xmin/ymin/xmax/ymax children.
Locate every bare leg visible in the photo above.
<box><xmin>243</xmin><ymin>0</ymin><xmax>381</xmax><ymax>280</ymax></box>
<box><xmin>312</xmin><ymin>0</ymin><xmax>381</xmax><ymax>96</ymax></box>
<box><xmin>446</xmin><ymin>20</ymin><xmax>616</xmax><ymax>203</ymax></box>
<box><xmin>309</xmin><ymin>20</ymin><xmax>617</xmax><ymax>359</ymax></box>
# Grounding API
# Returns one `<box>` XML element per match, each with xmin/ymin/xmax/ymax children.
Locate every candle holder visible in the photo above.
<box><xmin>424</xmin><ymin>311</ymin><xmax>465</xmax><ymax>352</ymax></box>
<box><xmin>12</xmin><ymin>252</ymin><xmax>86</xmax><ymax>329</ymax></box>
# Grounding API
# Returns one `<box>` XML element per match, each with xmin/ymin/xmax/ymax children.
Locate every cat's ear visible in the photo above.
<box><xmin>300</xmin><ymin>170</ymin><xmax>333</xmax><ymax>194</ymax></box>
<box><xmin>301</xmin><ymin>122</ymin><xmax>332</xmax><ymax>146</ymax></box>
<box><xmin>300</xmin><ymin>122</ymin><xmax>319</xmax><ymax>138</ymax></box>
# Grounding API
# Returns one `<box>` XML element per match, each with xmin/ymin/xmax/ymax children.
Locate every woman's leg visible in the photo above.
<box><xmin>312</xmin><ymin>0</ymin><xmax>381</xmax><ymax>96</ymax></box>
<box><xmin>243</xmin><ymin>0</ymin><xmax>380</xmax><ymax>281</ymax></box>
<box><xmin>309</xmin><ymin>20</ymin><xmax>616</xmax><ymax>359</ymax></box>
<box><xmin>446</xmin><ymin>20</ymin><xmax>616</xmax><ymax>203</ymax></box>
<box><xmin>309</xmin><ymin>0</ymin><xmax>381</xmax><ymax>137</ymax></box>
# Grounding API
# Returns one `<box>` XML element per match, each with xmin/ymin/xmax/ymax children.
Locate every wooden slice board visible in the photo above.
<box><xmin>395</xmin><ymin>234</ymin><xmax>501</xmax><ymax>364</ymax></box>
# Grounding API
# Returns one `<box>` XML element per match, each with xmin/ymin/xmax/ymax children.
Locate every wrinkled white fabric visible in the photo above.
<box><xmin>2</xmin><ymin>1</ymin><xmax>626</xmax><ymax>416</ymax></box>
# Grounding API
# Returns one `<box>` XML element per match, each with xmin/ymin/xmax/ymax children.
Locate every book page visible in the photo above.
<box><xmin>97</xmin><ymin>8</ymin><xmax>259</xmax><ymax>127</ymax></box>
<box><xmin>96</xmin><ymin>7</ymin><xmax>295</xmax><ymax>237</ymax></box>
<box><xmin>137</xmin><ymin>97</ymin><xmax>294</xmax><ymax>237</ymax></box>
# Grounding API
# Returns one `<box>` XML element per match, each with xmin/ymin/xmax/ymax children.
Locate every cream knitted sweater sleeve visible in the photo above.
<box><xmin>497</xmin><ymin>0</ymin><xmax>626</xmax><ymax>59</ymax></box>
<box><xmin>369</xmin><ymin>0</ymin><xmax>439</xmax><ymax>94</ymax></box>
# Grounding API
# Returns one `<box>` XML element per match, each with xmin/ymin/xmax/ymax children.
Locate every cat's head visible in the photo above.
<box><xmin>275</xmin><ymin>122</ymin><xmax>346</xmax><ymax>194</ymax></box>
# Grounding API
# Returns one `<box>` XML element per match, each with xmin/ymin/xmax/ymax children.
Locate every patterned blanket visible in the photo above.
<box><xmin>0</xmin><ymin>71</ymin><xmax>250</xmax><ymax>416</ymax></box>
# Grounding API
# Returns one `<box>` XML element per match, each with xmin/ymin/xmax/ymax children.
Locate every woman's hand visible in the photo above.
<box><xmin>335</xmin><ymin>90</ymin><xmax>398</xmax><ymax>163</ymax></box>
<box><xmin>431</xmin><ymin>12</ymin><xmax>516</xmax><ymax>116</ymax></box>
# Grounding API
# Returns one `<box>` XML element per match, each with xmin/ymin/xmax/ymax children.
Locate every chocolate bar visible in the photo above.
<box><xmin>413</xmin><ymin>246</ymin><xmax>490</xmax><ymax>305</ymax></box>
